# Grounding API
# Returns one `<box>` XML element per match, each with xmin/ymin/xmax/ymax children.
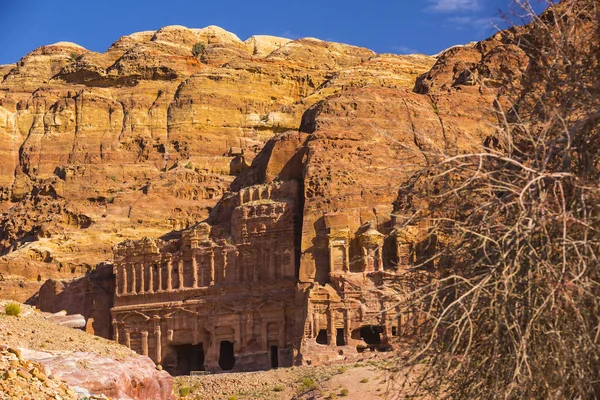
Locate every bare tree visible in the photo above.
<box><xmin>395</xmin><ymin>1</ymin><xmax>600</xmax><ymax>398</ymax></box>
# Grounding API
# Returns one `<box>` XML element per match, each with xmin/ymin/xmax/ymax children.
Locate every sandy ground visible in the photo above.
<box><xmin>174</xmin><ymin>353</ymin><xmax>428</xmax><ymax>400</ymax></box>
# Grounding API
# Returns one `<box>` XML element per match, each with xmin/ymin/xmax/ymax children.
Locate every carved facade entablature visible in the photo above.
<box><xmin>182</xmin><ymin>222</ymin><xmax>212</xmax><ymax>248</ymax></box>
<box><xmin>358</xmin><ymin>223</ymin><xmax>384</xmax><ymax>272</ymax></box>
<box><xmin>327</xmin><ymin>228</ymin><xmax>350</xmax><ymax>274</ymax></box>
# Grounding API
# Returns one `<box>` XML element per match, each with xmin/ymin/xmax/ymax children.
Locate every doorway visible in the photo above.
<box><xmin>218</xmin><ymin>340</ymin><xmax>235</xmax><ymax>371</ymax></box>
<box><xmin>270</xmin><ymin>345</ymin><xmax>279</xmax><ymax>369</ymax></box>
<box><xmin>173</xmin><ymin>344</ymin><xmax>204</xmax><ymax>375</ymax></box>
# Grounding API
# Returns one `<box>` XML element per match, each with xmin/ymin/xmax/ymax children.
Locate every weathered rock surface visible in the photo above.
<box><xmin>0</xmin><ymin>344</ymin><xmax>78</xmax><ymax>400</ymax></box>
<box><xmin>0</xmin><ymin>301</ymin><xmax>173</xmax><ymax>399</ymax></box>
<box><xmin>22</xmin><ymin>349</ymin><xmax>174</xmax><ymax>400</ymax></box>
<box><xmin>0</xmin><ymin>25</ymin><xmax>436</xmax><ymax>300</ymax></box>
<box><xmin>107</xmin><ymin>18</ymin><xmax>540</xmax><ymax>373</ymax></box>
<box><xmin>28</xmin><ymin>263</ymin><xmax>115</xmax><ymax>337</ymax></box>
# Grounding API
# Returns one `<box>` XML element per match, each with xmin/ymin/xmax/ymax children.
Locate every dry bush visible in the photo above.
<box><xmin>394</xmin><ymin>1</ymin><xmax>600</xmax><ymax>398</ymax></box>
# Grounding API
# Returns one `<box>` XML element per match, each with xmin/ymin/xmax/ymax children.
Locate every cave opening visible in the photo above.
<box><xmin>218</xmin><ymin>340</ymin><xmax>235</xmax><ymax>371</ymax></box>
<box><xmin>173</xmin><ymin>344</ymin><xmax>205</xmax><ymax>376</ymax></box>
<box><xmin>316</xmin><ymin>329</ymin><xmax>328</xmax><ymax>345</ymax></box>
<box><xmin>336</xmin><ymin>328</ymin><xmax>346</xmax><ymax>346</ymax></box>
<box><xmin>359</xmin><ymin>325</ymin><xmax>382</xmax><ymax>345</ymax></box>
<box><xmin>270</xmin><ymin>345</ymin><xmax>279</xmax><ymax>369</ymax></box>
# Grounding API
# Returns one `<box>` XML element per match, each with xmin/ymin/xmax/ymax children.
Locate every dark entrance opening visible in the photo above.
<box><xmin>360</xmin><ymin>325</ymin><xmax>382</xmax><ymax>345</ymax></box>
<box><xmin>218</xmin><ymin>341</ymin><xmax>235</xmax><ymax>371</ymax></box>
<box><xmin>270</xmin><ymin>345</ymin><xmax>279</xmax><ymax>369</ymax></box>
<box><xmin>336</xmin><ymin>328</ymin><xmax>346</xmax><ymax>346</ymax></box>
<box><xmin>392</xmin><ymin>326</ymin><xmax>398</xmax><ymax>336</ymax></box>
<box><xmin>174</xmin><ymin>344</ymin><xmax>204</xmax><ymax>375</ymax></box>
<box><xmin>316</xmin><ymin>329</ymin><xmax>328</xmax><ymax>345</ymax></box>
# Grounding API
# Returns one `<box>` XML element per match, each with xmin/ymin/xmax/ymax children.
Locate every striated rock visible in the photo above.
<box><xmin>21</xmin><ymin>349</ymin><xmax>174</xmax><ymax>400</ymax></box>
<box><xmin>29</xmin><ymin>263</ymin><xmax>115</xmax><ymax>337</ymax></box>
<box><xmin>0</xmin><ymin>300</ymin><xmax>173</xmax><ymax>399</ymax></box>
<box><xmin>0</xmin><ymin>25</ymin><xmax>436</xmax><ymax>300</ymax></box>
<box><xmin>46</xmin><ymin>313</ymin><xmax>86</xmax><ymax>328</ymax></box>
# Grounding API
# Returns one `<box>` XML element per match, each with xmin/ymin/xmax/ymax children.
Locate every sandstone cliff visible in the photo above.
<box><xmin>0</xmin><ymin>26</ymin><xmax>435</xmax><ymax>301</ymax></box>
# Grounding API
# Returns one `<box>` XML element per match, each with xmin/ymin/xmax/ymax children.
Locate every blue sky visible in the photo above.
<box><xmin>0</xmin><ymin>0</ymin><xmax>549</xmax><ymax>65</ymax></box>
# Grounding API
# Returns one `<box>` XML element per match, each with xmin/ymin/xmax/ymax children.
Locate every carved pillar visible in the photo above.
<box><xmin>121</xmin><ymin>264</ymin><xmax>127</xmax><ymax>295</ymax></box>
<box><xmin>376</xmin><ymin>248</ymin><xmax>383</xmax><ymax>272</ymax></box>
<box><xmin>125</xmin><ymin>331</ymin><xmax>131</xmax><ymax>349</ymax></box>
<box><xmin>221</xmin><ymin>249</ymin><xmax>228</xmax><ymax>282</ymax></box>
<box><xmin>191</xmin><ymin>316</ymin><xmax>199</xmax><ymax>344</ymax></box>
<box><xmin>192</xmin><ymin>252</ymin><xmax>198</xmax><ymax>288</ymax></box>
<box><xmin>154</xmin><ymin>316</ymin><xmax>162</xmax><ymax>364</ymax></box>
<box><xmin>131</xmin><ymin>263</ymin><xmax>137</xmax><ymax>295</ymax></box>
<box><xmin>327</xmin><ymin>307</ymin><xmax>334</xmax><ymax>346</ymax></box>
<box><xmin>178</xmin><ymin>258</ymin><xmax>184</xmax><ymax>289</ymax></box>
<box><xmin>261</xmin><ymin>321</ymin><xmax>268</xmax><ymax>350</ymax></box>
<box><xmin>112</xmin><ymin>320</ymin><xmax>119</xmax><ymax>343</ymax></box>
<box><xmin>362</xmin><ymin>247</ymin><xmax>369</xmax><ymax>272</ymax></box>
<box><xmin>148</xmin><ymin>264</ymin><xmax>154</xmax><ymax>294</ymax></box>
<box><xmin>343</xmin><ymin>309</ymin><xmax>351</xmax><ymax>345</ymax></box>
<box><xmin>343</xmin><ymin>245</ymin><xmax>350</xmax><ymax>272</ymax></box>
<box><xmin>141</xmin><ymin>330</ymin><xmax>149</xmax><ymax>356</ymax></box>
<box><xmin>269</xmin><ymin>247</ymin><xmax>275</xmax><ymax>281</ymax></box>
<box><xmin>328</xmin><ymin>244</ymin><xmax>334</xmax><ymax>273</ymax></box>
<box><xmin>156</xmin><ymin>261</ymin><xmax>163</xmax><ymax>292</ymax></box>
<box><xmin>139</xmin><ymin>263</ymin><xmax>145</xmax><ymax>294</ymax></box>
<box><xmin>166</xmin><ymin>256</ymin><xmax>173</xmax><ymax>291</ymax></box>
<box><xmin>209</xmin><ymin>250</ymin><xmax>215</xmax><ymax>285</ymax></box>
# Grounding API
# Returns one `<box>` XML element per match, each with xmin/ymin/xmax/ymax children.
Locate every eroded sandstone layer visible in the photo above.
<box><xmin>109</xmin><ymin>24</ymin><xmax>528</xmax><ymax>372</ymax></box>
<box><xmin>0</xmin><ymin>26</ymin><xmax>436</xmax><ymax>301</ymax></box>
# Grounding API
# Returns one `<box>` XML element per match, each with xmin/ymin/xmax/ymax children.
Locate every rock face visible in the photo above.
<box><xmin>108</xmin><ymin>23</ymin><xmax>537</xmax><ymax>373</ymax></box>
<box><xmin>29</xmin><ymin>263</ymin><xmax>115</xmax><ymax>337</ymax></box>
<box><xmin>0</xmin><ymin>301</ymin><xmax>173</xmax><ymax>400</ymax></box>
<box><xmin>0</xmin><ymin>26</ymin><xmax>436</xmax><ymax>301</ymax></box>
<box><xmin>22</xmin><ymin>349</ymin><xmax>174</xmax><ymax>400</ymax></box>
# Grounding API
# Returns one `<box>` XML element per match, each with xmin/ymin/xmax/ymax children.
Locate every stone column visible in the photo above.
<box><xmin>139</xmin><ymin>263</ymin><xmax>145</xmax><ymax>294</ymax></box>
<box><xmin>221</xmin><ymin>249</ymin><xmax>228</xmax><ymax>282</ymax></box>
<box><xmin>343</xmin><ymin>309</ymin><xmax>351</xmax><ymax>345</ymax></box>
<box><xmin>328</xmin><ymin>244</ymin><xmax>334</xmax><ymax>273</ymax></box>
<box><xmin>155</xmin><ymin>325</ymin><xmax>162</xmax><ymax>364</ymax></box>
<box><xmin>260</xmin><ymin>321</ymin><xmax>268</xmax><ymax>350</ymax></box>
<box><xmin>125</xmin><ymin>331</ymin><xmax>131</xmax><ymax>349</ymax></box>
<box><xmin>376</xmin><ymin>247</ymin><xmax>383</xmax><ymax>272</ymax></box>
<box><xmin>131</xmin><ymin>263</ymin><xmax>137</xmax><ymax>295</ymax></box>
<box><xmin>269</xmin><ymin>247</ymin><xmax>275</xmax><ymax>281</ymax></box>
<box><xmin>343</xmin><ymin>245</ymin><xmax>350</xmax><ymax>272</ymax></box>
<box><xmin>327</xmin><ymin>307</ymin><xmax>334</xmax><ymax>346</ymax></box>
<box><xmin>121</xmin><ymin>264</ymin><xmax>127</xmax><ymax>295</ymax></box>
<box><xmin>141</xmin><ymin>330</ymin><xmax>149</xmax><ymax>356</ymax></box>
<box><xmin>112</xmin><ymin>320</ymin><xmax>119</xmax><ymax>343</ymax></box>
<box><xmin>148</xmin><ymin>264</ymin><xmax>154</xmax><ymax>294</ymax></box>
<box><xmin>166</xmin><ymin>257</ymin><xmax>173</xmax><ymax>291</ymax></box>
<box><xmin>192</xmin><ymin>253</ymin><xmax>198</xmax><ymax>288</ymax></box>
<box><xmin>178</xmin><ymin>258</ymin><xmax>184</xmax><ymax>289</ymax></box>
<box><xmin>209</xmin><ymin>250</ymin><xmax>215</xmax><ymax>285</ymax></box>
<box><xmin>157</xmin><ymin>263</ymin><xmax>163</xmax><ymax>292</ymax></box>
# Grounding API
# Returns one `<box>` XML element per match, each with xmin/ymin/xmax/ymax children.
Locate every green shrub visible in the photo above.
<box><xmin>227</xmin><ymin>396</ymin><xmax>237</xmax><ymax>400</ymax></box>
<box><xmin>185</xmin><ymin>161</ymin><xmax>193</xmax><ymax>169</ymax></box>
<box><xmin>273</xmin><ymin>384</ymin><xmax>284</xmax><ymax>392</ymax></box>
<box><xmin>192</xmin><ymin>41</ymin><xmax>206</xmax><ymax>57</ymax></box>
<box><xmin>5</xmin><ymin>303</ymin><xmax>20</xmax><ymax>317</ymax></box>
<box><xmin>69</xmin><ymin>52</ymin><xmax>79</xmax><ymax>62</ymax></box>
<box><xmin>360</xmin><ymin>377</ymin><xmax>369</xmax><ymax>383</ymax></box>
<box><xmin>178</xmin><ymin>386</ymin><xmax>191</xmax><ymax>396</ymax></box>
<box><xmin>340</xmin><ymin>388</ymin><xmax>349</xmax><ymax>396</ymax></box>
<box><xmin>299</xmin><ymin>377</ymin><xmax>317</xmax><ymax>391</ymax></box>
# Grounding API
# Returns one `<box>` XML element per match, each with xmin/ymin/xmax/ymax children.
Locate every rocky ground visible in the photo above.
<box><xmin>0</xmin><ymin>300</ymin><xmax>173</xmax><ymax>399</ymax></box>
<box><xmin>174</xmin><ymin>352</ymin><xmax>426</xmax><ymax>400</ymax></box>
